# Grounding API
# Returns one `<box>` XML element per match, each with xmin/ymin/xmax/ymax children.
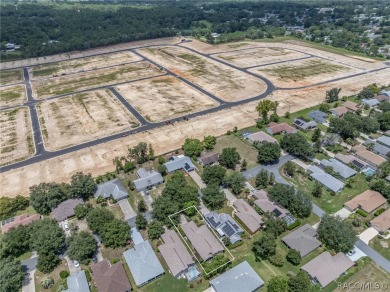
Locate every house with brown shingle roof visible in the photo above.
<box><xmin>375</xmin><ymin>95</ymin><xmax>390</xmax><ymax>102</ymax></box>
<box><xmin>370</xmin><ymin>208</ymin><xmax>390</xmax><ymax>233</ymax></box>
<box><xmin>301</xmin><ymin>252</ymin><xmax>354</xmax><ymax>288</ymax></box>
<box><xmin>265</xmin><ymin>122</ymin><xmax>297</xmax><ymax>135</ymax></box>
<box><xmin>90</xmin><ymin>260</ymin><xmax>131</xmax><ymax>292</ymax></box>
<box><xmin>344</xmin><ymin>190</ymin><xmax>387</xmax><ymax>213</ymax></box>
<box><xmin>181</xmin><ymin>221</ymin><xmax>224</xmax><ymax>261</ymax></box>
<box><xmin>233</xmin><ymin>199</ymin><xmax>264</xmax><ymax>234</ymax></box>
<box><xmin>1</xmin><ymin>213</ymin><xmax>40</xmax><ymax>233</ymax></box>
<box><xmin>159</xmin><ymin>230</ymin><xmax>197</xmax><ymax>279</ymax></box>
<box><xmin>330</xmin><ymin>106</ymin><xmax>349</xmax><ymax>117</ymax></box>
<box><xmin>246</xmin><ymin>131</ymin><xmax>277</xmax><ymax>144</ymax></box>
<box><xmin>198</xmin><ymin>153</ymin><xmax>219</xmax><ymax>166</ymax></box>
<box><xmin>352</xmin><ymin>145</ymin><xmax>386</xmax><ymax>169</ymax></box>
<box><xmin>282</xmin><ymin>224</ymin><xmax>322</xmax><ymax>257</ymax></box>
<box><xmin>343</xmin><ymin>101</ymin><xmax>359</xmax><ymax>111</ymax></box>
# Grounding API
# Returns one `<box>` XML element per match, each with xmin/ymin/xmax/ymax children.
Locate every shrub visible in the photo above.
<box><xmin>356</xmin><ymin>209</ymin><xmax>368</xmax><ymax>217</ymax></box>
<box><xmin>84</xmin><ymin>270</ymin><xmax>91</xmax><ymax>282</ymax></box>
<box><xmin>41</xmin><ymin>277</ymin><xmax>54</xmax><ymax>289</ymax></box>
<box><xmin>374</xmin><ymin>208</ymin><xmax>386</xmax><ymax>216</ymax></box>
<box><xmin>287</xmin><ymin>220</ymin><xmax>301</xmax><ymax>230</ymax></box>
<box><xmin>286</xmin><ymin>249</ymin><xmax>301</xmax><ymax>265</ymax></box>
<box><xmin>228</xmin><ymin>240</ymin><xmax>244</xmax><ymax>250</ymax></box>
<box><xmin>59</xmin><ymin>270</ymin><xmax>69</xmax><ymax>279</ymax></box>
<box><xmin>269</xmin><ymin>253</ymin><xmax>285</xmax><ymax>267</ymax></box>
<box><xmin>112</xmin><ymin>258</ymin><xmax>120</xmax><ymax>264</ymax></box>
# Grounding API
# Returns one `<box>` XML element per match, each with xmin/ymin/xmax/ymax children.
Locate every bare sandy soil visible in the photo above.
<box><xmin>181</xmin><ymin>39</ymin><xmax>386</xmax><ymax>70</ymax></box>
<box><xmin>249</xmin><ymin>57</ymin><xmax>361</xmax><ymax>88</ymax></box>
<box><xmin>32</xmin><ymin>61</ymin><xmax>163</xmax><ymax>99</ymax></box>
<box><xmin>137</xmin><ymin>46</ymin><xmax>266</xmax><ymax>102</ymax></box>
<box><xmin>0</xmin><ymin>69</ymin><xmax>23</xmax><ymax>86</ymax></box>
<box><xmin>37</xmin><ymin>89</ymin><xmax>140</xmax><ymax>151</ymax></box>
<box><xmin>212</xmin><ymin>47</ymin><xmax>309</xmax><ymax>68</ymax></box>
<box><xmin>29</xmin><ymin>51</ymin><xmax>142</xmax><ymax>79</ymax></box>
<box><xmin>1</xmin><ymin>37</ymin><xmax>183</xmax><ymax>70</ymax></box>
<box><xmin>0</xmin><ymin>107</ymin><xmax>34</xmax><ymax>167</ymax></box>
<box><xmin>115</xmin><ymin>76</ymin><xmax>218</xmax><ymax>122</ymax></box>
<box><xmin>0</xmin><ymin>84</ymin><xmax>27</xmax><ymax>108</ymax></box>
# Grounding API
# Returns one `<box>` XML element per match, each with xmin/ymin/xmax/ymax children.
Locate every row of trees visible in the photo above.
<box><xmin>0</xmin><ymin>195</ymin><xmax>29</xmax><ymax>221</ymax></box>
<box><xmin>113</xmin><ymin>142</ymin><xmax>154</xmax><ymax>173</ymax></box>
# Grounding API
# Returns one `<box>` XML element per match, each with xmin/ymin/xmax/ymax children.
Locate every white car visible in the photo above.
<box><xmin>64</xmin><ymin>223</ymin><xmax>69</xmax><ymax>231</ymax></box>
<box><xmin>73</xmin><ymin>260</ymin><xmax>80</xmax><ymax>268</ymax></box>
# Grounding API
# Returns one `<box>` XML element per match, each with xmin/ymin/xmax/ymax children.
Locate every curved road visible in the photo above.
<box><xmin>0</xmin><ymin>40</ymin><xmax>388</xmax><ymax>173</ymax></box>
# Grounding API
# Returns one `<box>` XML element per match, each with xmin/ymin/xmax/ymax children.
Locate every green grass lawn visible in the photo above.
<box><xmin>34</xmin><ymin>259</ymin><xmax>68</xmax><ymax>292</ymax></box>
<box><xmin>281</xmin><ymin>170</ymin><xmax>369</xmax><ymax>214</ymax></box>
<box><xmin>15</xmin><ymin>205</ymin><xmax>37</xmax><ymax>216</ymax></box>
<box><xmin>17</xmin><ymin>251</ymin><xmax>33</xmax><ymax>261</ymax></box>
<box><xmin>214</xmin><ymin>135</ymin><xmax>259</xmax><ymax>169</ymax></box>
<box><xmin>369</xmin><ymin>236</ymin><xmax>390</xmax><ymax>261</ymax></box>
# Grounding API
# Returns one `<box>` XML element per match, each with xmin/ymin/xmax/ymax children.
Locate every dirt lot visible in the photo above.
<box><xmin>37</xmin><ymin>89</ymin><xmax>140</xmax><ymax>151</ymax></box>
<box><xmin>212</xmin><ymin>47</ymin><xmax>309</xmax><ymax>68</ymax></box>
<box><xmin>32</xmin><ymin>61</ymin><xmax>163</xmax><ymax>99</ymax></box>
<box><xmin>137</xmin><ymin>46</ymin><xmax>266</xmax><ymax>102</ymax></box>
<box><xmin>0</xmin><ymin>69</ymin><xmax>23</xmax><ymax>86</ymax></box>
<box><xmin>0</xmin><ymin>84</ymin><xmax>27</xmax><ymax>108</ymax></box>
<box><xmin>0</xmin><ymin>106</ymin><xmax>34</xmax><ymax>166</ymax></box>
<box><xmin>250</xmin><ymin>57</ymin><xmax>361</xmax><ymax>88</ymax></box>
<box><xmin>115</xmin><ymin>76</ymin><xmax>218</xmax><ymax>122</ymax></box>
<box><xmin>29</xmin><ymin>51</ymin><xmax>142</xmax><ymax>79</ymax></box>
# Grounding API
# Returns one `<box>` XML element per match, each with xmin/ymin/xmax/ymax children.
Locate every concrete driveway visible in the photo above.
<box><xmin>22</xmin><ymin>269</ymin><xmax>36</xmax><ymax>292</ymax></box>
<box><xmin>223</xmin><ymin>188</ymin><xmax>237</xmax><ymax>205</ymax></box>
<box><xmin>358</xmin><ymin>227</ymin><xmax>379</xmax><ymax>244</ymax></box>
<box><xmin>118</xmin><ymin>199</ymin><xmax>136</xmax><ymax>221</ymax></box>
<box><xmin>65</xmin><ymin>256</ymin><xmax>80</xmax><ymax>276</ymax></box>
<box><xmin>333</xmin><ymin>207</ymin><xmax>352</xmax><ymax>219</ymax></box>
<box><xmin>346</xmin><ymin>245</ymin><xmax>366</xmax><ymax>262</ymax></box>
<box><xmin>189</xmin><ymin>171</ymin><xmax>206</xmax><ymax>189</ymax></box>
<box><xmin>141</xmin><ymin>191</ymin><xmax>154</xmax><ymax>210</ymax></box>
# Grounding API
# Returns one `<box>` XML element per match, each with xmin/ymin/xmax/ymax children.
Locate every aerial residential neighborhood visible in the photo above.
<box><xmin>1</xmin><ymin>1</ymin><xmax>390</xmax><ymax>292</ymax></box>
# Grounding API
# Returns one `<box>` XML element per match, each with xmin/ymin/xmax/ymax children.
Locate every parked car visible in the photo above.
<box><xmin>64</xmin><ymin>223</ymin><xmax>69</xmax><ymax>231</ymax></box>
<box><xmin>92</xmin><ymin>256</ymin><xmax>98</xmax><ymax>263</ymax></box>
<box><xmin>347</xmin><ymin>249</ymin><xmax>356</xmax><ymax>256</ymax></box>
<box><xmin>74</xmin><ymin>260</ymin><xmax>80</xmax><ymax>268</ymax></box>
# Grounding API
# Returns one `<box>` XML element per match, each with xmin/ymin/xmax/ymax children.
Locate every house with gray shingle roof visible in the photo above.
<box><xmin>293</xmin><ymin>118</ymin><xmax>317</xmax><ymax>130</ymax></box>
<box><xmin>65</xmin><ymin>270</ymin><xmax>90</xmax><ymax>292</ymax></box>
<box><xmin>377</xmin><ymin>135</ymin><xmax>390</xmax><ymax>148</ymax></box>
<box><xmin>210</xmin><ymin>261</ymin><xmax>264</xmax><ymax>292</ymax></box>
<box><xmin>94</xmin><ymin>179</ymin><xmax>128</xmax><ymax>201</ymax></box>
<box><xmin>308</xmin><ymin>165</ymin><xmax>344</xmax><ymax>193</ymax></box>
<box><xmin>123</xmin><ymin>240</ymin><xmax>164</xmax><ymax>287</ymax></box>
<box><xmin>308</xmin><ymin>110</ymin><xmax>328</xmax><ymax>124</ymax></box>
<box><xmin>204</xmin><ymin>212</ymin><xmax>243</xmax><ymax>244</ymax></box>
<box><xmin>133</xmin><ymin>168</ymin><xmax>163</xmax><ymax>191</ymax></box>
<box><xmin>51</xmin><ymin>198</ymin><xmax>83</xmax><ymax>222</ymax></box>
<box><xmin>320</xmin><ymin>158</ymin><xmax>357</xmax><ymax>180</ymax></box>
<box><xmin>362</xmin><ymin>98</ymin><xmax>380</xmax><ymax>107</ymax></box>
<box><xmin>198</xmin><ymin>153</ymin><xmax>219</xmax><ymax>166</ymax></box>
<box><xmin>282</xmin><ymin>224</ymin><xmax>322</xmax><ymax>257</ymax></box>
<box><xmin>164</xmin><ymin>155</ymin><xmax>196</xmax><ymax>173</ymax></box>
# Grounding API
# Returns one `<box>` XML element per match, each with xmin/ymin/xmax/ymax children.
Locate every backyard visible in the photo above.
<box><xmin>369</xmin><ymin>236</ymin><xmax>390</xmax><ymax>261</ymax></box>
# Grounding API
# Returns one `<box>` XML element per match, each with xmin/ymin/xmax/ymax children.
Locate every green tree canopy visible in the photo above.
<box><xmin>0</xmin><ymin>196</ymin><xmax>29</xmax><ymax>221</ymax></box>
<box><xmin>147</xmin><ymin>221</ymin><xmax>165</xmax><ymax>240</ymax></box>
<box><xmin>69</xmin><ymin>172</ymin><xmax>96</xmax><ymax>200</ymax></box>
<box><xmin>86</xmin><ymin>208</ymin><xmax>115</xmax><ymax>233</ymax></box>
<box><xmin>0</xmin><ymin>224</ymin><xmax>31</xmax><ymax>258</ymax></box>
<box><xmin>202</xmin><ymin>184</ymin><xmax>226</xmax><ymax>210</ymax></box>
<box><xmin>99</xmin><ymin>219</ymin><xmax>130</xmax><ymax>248</ymax></box>
<box><xmin>255</xmin><ymin>169</ymin><xmax>269</xmax><ymax>188</ymax></box>
<box><xmin>29</xmin><ymin>182</ymin><xmax>69</xmax><ymax>215</ymax></box>
<box><xmin>317</xmin><ymin>215</ymin><xmax>357</xmax><ymax>253</ymax></box>
<box><xmin>219</xmin><ymin>147</ymin><xmax>241</xmax><ymax>169</ymax></box>
<box><xmin>257</xmin><ymin>142</ymin><xmax>281</xmax><ymax>164</ymax></box>
<box><xmin>138</xmin><ymin>200</ymin><xmax>148</xmax><ymax>213</ymax></box>
<box><xmin>280</xmin><ymin>133</ymin><xmax>314</xmax><ymax>160</ymax></box>
<box><xmin>0</xmin><ymin>257</ymin><xmax>25</xmax><ymax>292</ymax></box>
<box><xmin>135</xmin><ymin>213</ymin><xmax>148</xmax><ymax>230</ymax></box>
<box><xmin>202</xmin><ymin>165</ymin><xmax>226</xmax><ymax>186</ymax></box>
<box><xmin>252</xmin><ymin>234</ymin><xmax>276</xmax><ymax>260</ymax></box>
<box><xmin>183</xmin><ymin>138</ymin><xmax>203</xmax><ymax>158</ymax></box>
<box><xmin>288</xmin><ymin>271</ymin><xmax>312</xmax><ymax>292</ymax></box>
<box><xmin>264</xmin><ymin>216</ymin><xmax>287</xmax><ymax>237</ymax></box>
<box><xmin>67</xmin><ymin>231</ymin><xmax>96</xmax><ymax>264</ymax></box>
<box><xmin>267</xmin><ymin>276</ymin><xmax>288</xmax><ymax>292</ymax></box>
<box><xmin>203</xmin><ymin>135</ymin><xmax>217</xmax><ymax>150</ymax></box>
<box><xmin>29</xmin><ymin>218</ymin><xmax>65</xmax><ymax>255</ymax></box>
<box><xmin>37</xmin><ymin>251</ymin><xmax>61</xmax><ymax>274</ymax></box>
<box><xmin>325</xmin><ymin>87</ymin><xmax>341</xmax><ymax>103</ymax></box>
<box><xmin>378</xmin><ymin>112</ymin><xmax>390</xmax><ymax>131</ymax></box>
<box><xmin>224</xmin><ymin>171</ymin><xmax>245</xmax><ymax>195</ymax></box>
<box><xmin>286</xmin><ymin>249</ymin><xmax>302</xmax><ymax>265</ymax></box>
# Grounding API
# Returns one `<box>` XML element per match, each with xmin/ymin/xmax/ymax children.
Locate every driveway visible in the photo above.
<box><xmin>358</xmin><ymin>227</ymin><xmax>379</xmax><ymax>244</ymax></box>
<box><xmin>64</xmin><ymin>256</ymin><xmax>80</xmax><ymax>276</ymax></box>
<box><xmin>189</xmin><ymin>171</ymin><xmax>206</xmax><ymax>189</ymax></box>
<box><xmin>346</xmin><ymin>245</ymin><xmax>366</xmax><ymax>262</ymax></box>
<box><xmin>355</xmin><ymin>239</ymin><xmax>390</xmax><ymax>273</ymax></box>
<box><xmin>22</xmin><ymin>256</ymin><xmax>38</xmax><ymax>292</ymax></box>
<box><xmin>333</xmin><ymin>207</ymin><xmax>352</xmax><ymax>219</ymax></box>
<box><xmin>223</xmin><ymin>188</ymin><xmax>237</xmax><ymax>205</ymax></box>
<box><xmin>141</xmin><ymin>191</ymin><xmax>154</xmax><ymax>210</ymax></box>
<box><xmin>118</xmin><ymin>199</ymin><xmax>136</xmax><ymax>221</ymax></box>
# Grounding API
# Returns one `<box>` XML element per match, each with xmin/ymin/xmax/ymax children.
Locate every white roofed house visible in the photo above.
<box><xmin>308</xmin><ymin>165</ymin><xmax>344</xmax><ymax>193</ymax></box>
<box><xmin>133</xmin><ymin>168</ymin><xmax>163</xmax><ymax>191</ymax></box>
<box><xmin>164</xmin><ymin>155</ymin><xmax>197</xmax><ymax>173</ymax></box>
<box><xmin>94</xmin><ymin>179</ymin><xmax>129</xmax><ymax>201</ymax></box>
<box><xmin>204</xmin><ymin>212</ymin><xmax>244</xmax><ymax>244</ymax></box>
<box><xmin>320</xmin><ymin>158</ymin><xmax>357</xmax><ymax>181</ymax></box>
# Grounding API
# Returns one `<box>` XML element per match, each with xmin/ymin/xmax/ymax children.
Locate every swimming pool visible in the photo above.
<box><xmin>362</xmin><ymin>168</ymin><xmax>375</xmax><ymax>176</ymax></box>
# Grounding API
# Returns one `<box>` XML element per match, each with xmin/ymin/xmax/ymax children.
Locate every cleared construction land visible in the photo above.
<box><xmin>0</xmin><ymin>107</ymin><xmax>34</xmax><ymax>166</ymax></box>
<box><xmin>32</xmin><ymin>61</ymin><xmax>163</xmax><ymax>98</ymax></box>
<box><xmin>37</xmin><ymin>89</ymin><xmax>140</xmax><ymax>151</ymax></box>
<box><xmin>0</xmin><ymin>69</ymin><xmax>23</xmax><ymax>86</ymax></box>
<box><xmin>250</xmin><ymin>58</ymin><xmax>360</xmax><ymax>88</ymax></box>
<box><xmin>137</xmin><ymin>46</ymin><xmax>266</xmax><ymax>102</ymax></box>
<box><xmin>0</xmin><ymin>84</ymin><xmax>27</xmax><ymax>108</ymax></box>
<box><xmin>213</xmin><ymin>47</ymin><xmax>309</xmax><ymax>68</ymax></box>
<box><xmin>115</xmin><ymin>76</ymin><xmax>218</xmax><ymax>122</ymax></box>
<box><xmin>29</xmin><ymin>51</ymin><xmax>143</xmax><ymax>79</ymax></box>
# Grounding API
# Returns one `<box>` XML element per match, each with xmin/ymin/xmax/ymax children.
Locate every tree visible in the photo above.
<box><xmin>148</xmin><ymin>143</ymin><xmax>154</xmax><ymax>160</ymax></box>
<box><xmin>252</xmin><ymin>234</ymin><xmax>276</xmax><ymax>260</ymax></box>
<box><xmin>0</xmin><ymin>257</ymin><xmax>25</xmax><ymax>292</ymax></box>
<box><xmin>202</xmin><ymin>184</ymin><xmax>225</xmax><ymax>210</ymax></box>
<box><xmin>135</xmin><ymin>213</ymin><xmax>148</xmax><ymax>230</ymax></box>
<box><xmin>224</xmin><ymin>171</ymin><xmax>245</xmax><ymax>195</ymax></box>
<box><xmin>69</xmin><ymin>172</ymin><xmax>96</xmax><ymax>200</ymax></box>
<box><xmin>147</xmin><ymin>221</ymin><xmax>164</xmax><ymax>240</ymax></box>
<box><xmin>378</xmin><ymin>112</ymin><xmax>390</xmax><ymax>131</ymax></box>
<box><xmin>74</xmin><ymin>203</ymin><xmax>91</xmax><ymax>219</ymax></box>
<box><xmin>203</xmin><ymin>135</ymin><xmax>216</xmax><ymax>150</ymax></box>
<box><xmin>357</xmin><ymin>86</ymin><xmax>375</xmax><ymax>99</ymax></box>
<box><xmin>86</xmin><ymin>208</ymin><xmax>115</xmax><ymax>233</ymax></box>
<box><xmin>284</xmin><ymin>161</ymin><xmax>296</xmax><ymax>177</ymax></box>
<box><xmin>269</xmin><ymin>172</ymin><xmax>275</xmax><ymax>185</ymax></box>
<box><xmin>0</xmin><ymin>224</ymin><xmax>30</xmax><ymax>258</ymax></box>
<box><xmin>202</xmin><ymin>165</ymin><xmax>226</xmax><ymax>186</ymax></box>
<box><xmin>370</xmin><ymin>179</ymin><xmax>390</xmax><ymax>200</ymax></box>
<box><xmin>256</xmin><ymin>100</ymin><xmax>278</xmax><ymax>122</ymax></box>
<box><xmin>312</xmin><ymin>182</ymin><xmax>323</xmax><ymax>198</ymax></box>
<box><xmin>157</xmin><ymin>164</ymin><xmax>167</xmax><ymax>176</ymax></box>
<box><xmin>241</xmin><ymin>159</ymin><xmax>247</xmax><ymax>172</ymax></box>
<box><xmin>255</xmin><ymin>169</ymin><xmax>269</xmax><ymax>188</ymax></box>
<box><xmin>269</xmin><ymin>253</ymin><xmax>285</xmax><ymax>267</ymax></box>
<box><xmin>100</xmin><ymin>219</ymin><xmax>130</xmax><ymax>248</ymax></box>
<box><xmin>317</xmin><ymin>215</ymin><xmax>357</xmax><ymax>253</ymax></box>
<box><xmin>37</xmin><ymin>251</ymin><xmax>60</xmax><ymax>273</ymax></box>
<box><xmin>379</xmin><ymin>102</ymin><xmax>390</xmax><ymax>112</ymax></box>
<box><xmin>257</xmin><ymin>142</ymin><xmax>281</xmax><ymax>164</ymax></box>
<box><xmin>40</xmin><ymin>277</ymin><xmax>54</xmax><ymax>289</ymax></box>
<box><xmin>158</xmin><ymin>156</ymin><xmax>165</xmax><ymax>164</ymax></box>
<box><xmin>0</xmin><ymin>196</ymin><xmax>29</xmax><ymax>221</ymax></box>
<box><xmin>322</xmin><ymin>133</ymin><xmax>340</xmax><ymax>146</ymax></box>
<box><xmin>325</xmin><ymin>87</ymin><xmax>341</xmax><ymax>103</ymax></box>
<box><xmin>29</xmin><ymin>218</ymin><xmax>65</xmax><ymax>255</ymax></box>
<box><xmin>128</xmin><ymin>142</ymin><xmax>148</xmax><ymax>164</ymax></box>
<box><xmin>138</xmin><ymin>200</ymin><xmax>148</xmax><ymax>213</ymax></box>
<box><xmin>267</xmin><ymin>276</ymin><xmax>288</xmax><ymax>292</ymax></box>
<box><xmin>288</xmin><ymin>271</ymin><xmax>312</xmax><ymax>292</ymax></box>
<box><xmin>29</xmin><ymin>182</ymin><xmax>69</xmax><ymax>215</ymax></box>
<box><xmin>280</xmin><ymin>133</ymin><xmax>314</xmax><ymax>159</ymax></box>
<box><xmin>264</xmin><ymin>216</ymin><xmax>287</xmax><ymax>237</ymax></box>
<box><xmin>219</xmin><ymin>147</ymin><xmax>241</xmax><ymax>169</ymax></box>
<box><xmin>183</xmin><ymin>138</ymin><xmax>203</xmax><ymax>158</ymax></box>
<box><xmin>311</xmin><ymin>128</ymin><xmax>321</xmax><ymax>142</ymax></box>
<box><xmin>286</xmin><ymin>249</ymin><xmax>301</xmax><ymax>265</ymax></box>
<box><xmin>67</xmin><ymin>231</ymin><xmax>96</xmax><ymax>264</ymax></box>
<box><xmin>376</xmin><ymin>161</ymin><xmax>390</xmax><ymax>179</ymax></box>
